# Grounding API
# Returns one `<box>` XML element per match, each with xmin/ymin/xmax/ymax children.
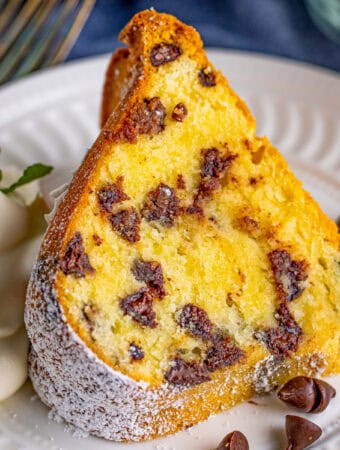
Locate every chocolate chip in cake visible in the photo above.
<box><xmin>176</xmin><ymin>174</ymin><xmax>186</xmax><ymax>190</ymax></box>
<box><xmin>198</xmin><ymin>67</ymin><xmax>216</xmax><ymax>87</ymax></box>
<box><xmin>150</xmin><ymin>42</ymin><xmax>182</xmax><ymax>66</ymax></box>
<box><xmin>60</xmin><ymin>232</ymin><xmax>95</xmax><ymax>278</ymax></box>
<box><xmin>177</xmin><ymin>303</ymin><xmax>214</xmax><ymax>341</ymax></box>
<box><xmin>237</xmin><ymin>215</ymin><xmax>261</xmax><ymax>238</ymax></box>
<box><xmin>269</xmin><ymin>250</ymin><xmax>308</xmax><ymax>302</ymax></box>
<box><xmin>120</xmin><ymin>288</ymin><xmax>157</xmax><ymax>328</ymax></box>
<box><xmin>196</xmin><ymin>178</ymin><xmax>221</xmax><ymax>200</ymax></box>
<box><xmin>142</xmin><ymin>183</ymin><xmax>181</xmax><ymax>227</ymax></box>
<box><xmin>193</xmin><ymin>148</ymin><xmax>237</xmax><ymax>202</ymax></box>
<box><xmin>129</xmin><ymin>342</ymin><xmax>145</xmax><ymax>361</ymax></box>
<box><xmin>285</xmin><ymin>415</ymin><xmax>322</xmax><ymax>450</ymax></box>
<box><xmin>204</xmin><ymin>337</ymin><xmax>245</xmax><ymax>372</ymax></box>
<box><xmin>97</xmin><ymin>176</ymin><xmax>129</xmax><ymax>213</ymax></box>
<box><xmin>165</xmin><ymin>357</ymin><xmax>211</xmax><ymax>386</ymax></box>
<box><xmin>188</xmin><ymin>148</ymin><xmax>237</xmax><ymax>213</ymax></box>
<box><xmin>112</xmin><ymin>97</ymin><xmax>167</xmax><ymax>143</ymax></box>
<box><xmin>261</xmin><ymin>326</ymin><xmax>299</xmax><ymax>358</ymax></box>
<box><xmin>261</xmin><ymin>302</ymin><xmax>302</xmax><ymax>357</ymax></box>
<box><xmin>136</xmin><ymin>97</ymin><xmax>166</xmax><ymax>135</ymax></box>
<box><xmin>201</xmin><ymin>147</ymin><xmax>236</xmax><ymax>179</ymax></box>
<box><xmin>132</xmin><ymin>259</ymin><xmax>166</xmax><ymax>299</ymax></box>
<box><xmin>93</xmin><ymin>234</ymin><xmax>102</xmax><ymax>246</ymax></box>
<box><xmin>172</xmin><ymin>102</ymin><xmax>188</xmax><ymax>122</ymax></box>
<box><xmin>109</xmin><ymin>208</ymin><xmax>141</xmax><ymax>243</ymax></box>
<box><xmin>277</xmin><ymin>302</ymin><xmax>302</xmax><ymax>346</ymax></box>
<box><xmin>215</xmin><ymin>431</ymin><xmax>249</xmax><ymax>450</ymax></box>
<box><xmin>186</xmin><ymin>204</ymin><xmax>204</xmax><ymax>216</ymax></box>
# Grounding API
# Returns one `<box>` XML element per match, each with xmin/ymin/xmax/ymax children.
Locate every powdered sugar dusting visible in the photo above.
<box><xmin>25</xmin><ymin>257</ymin><xmax>186</xmax><ymax>441</ymax></box>
<box><xmin>25</xmin><ymin>254</ymin><xmax>330</xmax><ymax>442</ymax></box>
<box><xmin>252</xmin><ymin>353</ymin><xmax>327</xmax><ymax>394</ymax></box>
<box><xmin>25</xmin><ymin>253</ymin><xmax>330</xmax><ymax>441</ymax></box>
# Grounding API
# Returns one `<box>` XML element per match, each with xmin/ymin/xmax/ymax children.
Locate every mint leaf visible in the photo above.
<box><xmin>0</xmin><ymin>163</ymin><xmax>53</xmax><ymax>194</ymax></box>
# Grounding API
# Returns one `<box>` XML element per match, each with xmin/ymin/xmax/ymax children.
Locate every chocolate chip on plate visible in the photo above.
<box><xmin>312</xmin><ymin>378</ymin><xmax>336</xmax><ymax>413</ymax></box>
<box><xmin>215</xmin><ymin>430</ymin><xmax>249</xmax><ymax>450</ymax></box>
<box><xmin>278</xmin><ymin>376</ymin><xmax>317</xmax><ymax>412</ymax></box>
<box><xmin>278</xmin><ymin>376</ymin><xmax>336</xmax><ymax>413</ymax></box>
<box><xmin>285</xmin><ymin>415</ymin><xmax>322</xmax><ymax>450</ymax></box>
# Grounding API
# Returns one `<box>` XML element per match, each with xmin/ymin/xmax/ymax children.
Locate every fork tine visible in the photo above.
<box><xmin>0</xmin><ymin>0</ymin><xmax>95</xmax><ymax>85</ymax></box>
<box><xmin>0</xmin><ymin>0</ymin><xmax>21</xmax><ymax>34</ymax></box>
<box><xmin>15</xmin><ymin>0</ymin><xmax>78</xmax><ymax>77</ymax></box>
<box><xmin>0</xmin><ymin>1</ymin><xmax>58</xmax><ymax>84</ymax></box>
<box><xmin>47</xmin><ymin>0</ymin><xmax>95</xmax><ymax>66</ymax></box>
<box><xmin>0</xmin><ymin>0</ymin><xmax>43</xmax><ymax>60</ymax></box>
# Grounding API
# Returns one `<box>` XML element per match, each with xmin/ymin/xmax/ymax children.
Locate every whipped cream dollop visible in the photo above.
<box><xmin>0</xmin><ymin>166</ymin><xmax>72</xmax><ymax>402</ymax></box>
<box><xmin>0</xmin><ymin>167</ymin><xmax>46</xmax><ymax>401</ymax></box>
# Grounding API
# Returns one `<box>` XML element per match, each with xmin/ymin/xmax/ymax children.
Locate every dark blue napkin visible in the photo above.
<box><xmin>68</xmin><ymin>0</ymin><xmax>340</xmax><ymax>72</ymax></box>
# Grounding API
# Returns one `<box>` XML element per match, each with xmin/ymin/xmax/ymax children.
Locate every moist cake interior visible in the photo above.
<box><xmin>57</xmin><ymin>18</ymin><xmax>340</xmax><ymax>387</ymax></box>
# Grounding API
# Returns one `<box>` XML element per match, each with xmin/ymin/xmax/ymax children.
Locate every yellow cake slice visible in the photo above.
<box><xmin>25</xmin><ymin>10</ymin><xmax>340</xmax><ymax>442</ymax></box>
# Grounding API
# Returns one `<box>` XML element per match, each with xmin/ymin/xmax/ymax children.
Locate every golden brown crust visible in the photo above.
<box><xmin>101</xmin><ymin>47</ymin><xmax>130</xmax><ymax>127</ymax></box>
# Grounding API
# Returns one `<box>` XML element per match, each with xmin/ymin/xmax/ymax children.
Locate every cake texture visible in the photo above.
<box><xmin>25</xmin><ymin>10</ymin><xmax>340</xmax><ymax>442</ymax></box>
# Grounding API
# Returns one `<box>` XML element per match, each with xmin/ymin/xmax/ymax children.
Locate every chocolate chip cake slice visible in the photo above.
<box><xmin>25</xmin><ymin>10</ymin><xmax>340</xmax><ymax>442</ymax></box>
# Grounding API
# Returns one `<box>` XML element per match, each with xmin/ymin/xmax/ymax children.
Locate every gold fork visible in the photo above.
<box><xmin>0</xmin><ymin>0</ymin><xmax>95</xmax><ymax>85</ymax></box>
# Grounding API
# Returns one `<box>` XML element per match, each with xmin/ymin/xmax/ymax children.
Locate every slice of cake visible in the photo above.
<box><xmin>25</xmin><ymin>10</ymin><xmax>340</xmax><ymax>442</ymax></box>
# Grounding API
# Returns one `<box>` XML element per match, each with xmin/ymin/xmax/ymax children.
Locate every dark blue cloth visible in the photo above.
<box><xmin>68</xmin><ymin>0</ymin><xmax>340</xmax><ymax>72</ymax></box>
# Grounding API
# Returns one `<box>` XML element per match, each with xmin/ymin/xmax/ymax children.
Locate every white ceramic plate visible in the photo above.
<box><xmin>0</xmin><ymin>50</ymin><xmax>339</xmax><ymax>450</ymax></box>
